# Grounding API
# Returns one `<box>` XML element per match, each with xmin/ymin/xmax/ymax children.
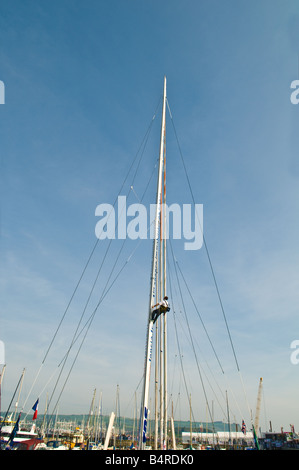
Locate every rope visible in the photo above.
<box><xmin>24</xmin><ymin>99</ymin><xmax>161</xmax><ymax>416</ymax></box>
<box><xmin>167</xmin><ymin>99</ymin><xmax>240</xmax><ymax>371</ymax></box>
<box><xmin>45</xmin><ymin>101</ymin><xmax>164</xmax><ymax>419</ymax></box>
<box><xmin>167</xmin><ymin>99</ymin><xmax>253</xmax><ymax>424</ymax></box>
<box><xmin>175</xmin><ymin>259</ymin><xmax>225</xmax><ymax>375</ymax></box>
<box><xmin>168</xmin><ymin>241</ymin><xmax>216</xmax><ymax>432</ymax></box>
<box><xmin>169</xmin><ymin>247</ymin><xmax>249</xmax><ymax>427</ymax></box>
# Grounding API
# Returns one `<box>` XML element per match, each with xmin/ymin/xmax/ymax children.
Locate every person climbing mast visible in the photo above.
<box><xmin>151</xmin><ymin>296</ymin><xmax>170</xmax><ymax>324</ymax></box>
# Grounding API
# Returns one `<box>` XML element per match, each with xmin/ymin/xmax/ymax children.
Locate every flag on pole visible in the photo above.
<box><xmin>252</xmin><ymin>424</ymin><xmax>260</xmax><ymax>450</ymax></box>
<box><xmin>241</xmin><ymin>420</ymin><xmax>246</xmax><ymax>435</ymax></box>
<box><xmin>7</xmin><ymin>412</ymin><xmax>21</xmax><ymax>448</ymax></box>
<box><xmin>32</xmin><ymin>399</ymin><xmax>39</xmax><ymax>420</ymax></box>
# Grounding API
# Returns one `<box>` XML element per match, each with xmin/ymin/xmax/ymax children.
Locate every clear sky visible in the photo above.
<box><xmin>1</xmin><ymin>0</ymin><xmax>299</xmax><ymax>434</ymax></box>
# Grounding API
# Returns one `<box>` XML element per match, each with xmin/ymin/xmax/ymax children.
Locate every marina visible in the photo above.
<box><xmin>1</xmin><ymin>76</ymin><xmax>298</xmax><ymax>452</ymax></box>
<box><xmin>1</xmin><ymin>411</ymin><xmax>299</xmax><ymax>450</ymax></box>
<box><xmin>2</xmin><ymin>1</ymin><xmax>299</xmax><ymax>459</ymax></box>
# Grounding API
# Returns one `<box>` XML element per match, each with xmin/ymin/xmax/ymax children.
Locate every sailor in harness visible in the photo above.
<box><xmin>151</xmin><ymin>296</ymin><xmax>170</xmax><ymax>324</ymax></box>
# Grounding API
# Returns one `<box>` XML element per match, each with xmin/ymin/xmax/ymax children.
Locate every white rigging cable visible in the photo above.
<box><xmin>22</xmin><ymin>98</ymin><xmax>162</xmax><ymax>416</ymax></box>
<box><xmin>166</xmin><ymin>99</ymin><xmax>252</xmax><ymax>422</ymax></box>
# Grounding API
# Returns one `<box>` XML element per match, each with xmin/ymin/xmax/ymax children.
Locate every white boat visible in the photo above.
<box><xmin>0</xmin><ymin>418</ymin><xmax>42</xmax><ymax>450</ymax></box>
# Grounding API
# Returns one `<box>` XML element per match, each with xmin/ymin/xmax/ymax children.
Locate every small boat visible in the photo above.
<box><xmin>0</xmin><ymin>418</ymin><xmax>43</xmax><ymax>450</ymax></box>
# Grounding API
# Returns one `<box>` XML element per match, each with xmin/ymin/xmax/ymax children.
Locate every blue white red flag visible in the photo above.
<box><xmin>32</xmin><ymin>399</ymin><xmax>39</xmax><ymax>420</ymax></box>
<box><xmin>241</xmin><ymin>420</ymin><xmax>246</xmax><ymax>435</ymax></box>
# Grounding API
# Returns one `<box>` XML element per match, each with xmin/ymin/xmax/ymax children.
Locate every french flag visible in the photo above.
<box><xmin>32</xmin><ymin>399</ymin><xmax>39</xmax><ymax>420</ymax></box>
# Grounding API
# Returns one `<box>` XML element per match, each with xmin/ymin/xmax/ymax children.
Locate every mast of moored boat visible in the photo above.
<box><xmin>163</xmin><ymin>107</ymin><xmax>168</xmax><ymax>449</ymax></box>
<box><xmin>154</xmin><ymin>320</ymin><xmax>158</xmax><ymax>449</ymax></box>
<box><xmin>138</xmin><ymin>76</ymin><xmax>167</xmax><ymax>450</ymax></box>
<box><xmin>0</xmin><ymin>364</ymin><xmax>6</xmax><ymax>443</ymax></box>
<box><xmin>159</xmin><ymin>100</ymin><xmax>168</xmax><ymax>450</ymax></box>
<box><xmin>159</xmin><ymin>168</ymin><xmax>164</xmax><ymax>450</ymax></box>
<box><xmin>190</xmin><ymin>394</ymin><xmax>192</xmax><ymax>449</ymax></box>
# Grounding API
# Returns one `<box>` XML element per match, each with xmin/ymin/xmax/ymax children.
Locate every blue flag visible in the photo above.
<box><xmin>7</xmin><ymin>413</ymin><xmax>21</xmax><ymax>449</ymax></box>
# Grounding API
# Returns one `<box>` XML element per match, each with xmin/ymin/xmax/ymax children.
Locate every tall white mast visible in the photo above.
<box><xmin>139</xmin><ymin>76</ymin><xmax>167</xmax><ymax>450</ymax></box>
<box><xmin>163</xmin><ymin>107</ymin><xmax>168</xmax><ymax>449</ymax></box>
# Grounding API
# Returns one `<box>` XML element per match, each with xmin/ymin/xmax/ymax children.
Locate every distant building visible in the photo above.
<box><xmin>262</xmin><ymin>431</ymin><xmax>299</xmax><ymax>450</ymax></box>
<box><xmin>182</xmin><ymin>431</ymin><xmax>254</xmax><ymax>447</ymax></box>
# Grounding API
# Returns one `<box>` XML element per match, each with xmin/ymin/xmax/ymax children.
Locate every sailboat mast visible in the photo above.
<box><xmin>154</xmin><ymin>321</ymin><xmax>158</xmax><ymax>450</ymax></box>
<box><xmin>159</xmin><ymin>97</ymin><xmax>168</xmax><ymax>450</ymax></box>
<box><xmin>139</xmin><ymin>76</ymin><xmax>167</xmax><ymax>450</ymax></box>
<box><xmin>163</xmin><ymin>116</ymin><xmax>167</xmax><ymax>449</ymax></box>
<box><xmin>159</xmin><ymin>181</ymin><xmax>164</xmax><ymax>450</ymax></box>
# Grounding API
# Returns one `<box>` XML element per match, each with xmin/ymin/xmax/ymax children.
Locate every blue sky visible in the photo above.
<box><xmin>1</xmin><ymin>0</ymin><xmax>299</xmax><ymax>433</ymax></box>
